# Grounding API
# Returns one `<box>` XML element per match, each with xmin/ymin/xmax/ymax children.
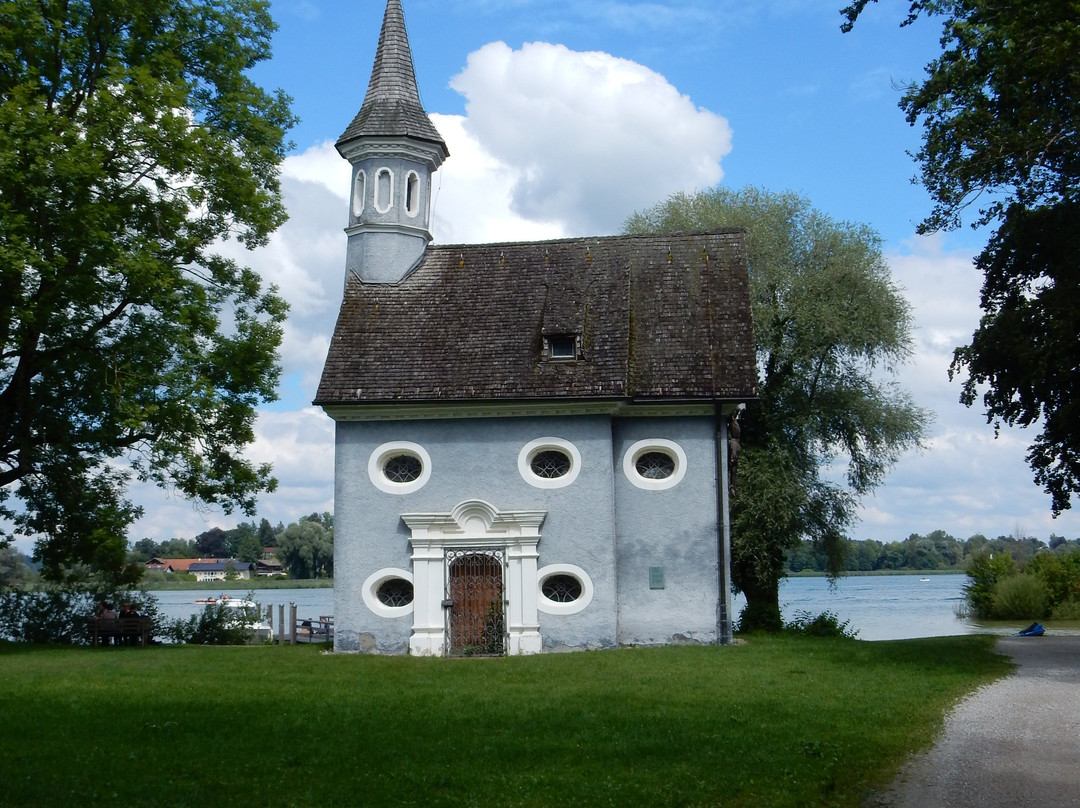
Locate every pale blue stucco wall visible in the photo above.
<box><xmin>333</xmin><ymin>413</ymin><xmax>721</xmax><ymax>653</ymax></box>
<box><xmin>612</xmin><ymin>417</ymin><xmax>721</xmax><ymax>646</ymax></box>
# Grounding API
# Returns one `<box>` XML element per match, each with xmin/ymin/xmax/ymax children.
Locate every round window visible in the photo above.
<box><xmin>623</xmin><ymin>439</ymin><xmax>687</xmax><ymax>490</ymax></box>
<box><xmin>376</xmin><ymin>578</ymin><xmax>414</xmax><ymax>607</ymax></box>
<box><xmin>383</xmin><ymin>454</ymin><xmax>422</xmax><ymax>483</ymax></box>
<box><xmin>635</xmin><ymin>451</ymin><xmax>675</xmax><ymax>480</ymax></box>
<box><xmin>362</xmin><ymin>567</ymin><xmax>415</xmax><ymax>617</ymax></box>
<box><xmin>536</xmin><ymin>564</ymin><xmax>594</xmax><ymax>615</ymax></box>
<box><xmin>541</xmin><ymin>574</ymin><xmax>582</xmax><ymax>603</ymax></box>
<box><xmin>369</xmin><ymin>442</ymin><xmax>431</xmax><ymax>494</ymax></box>
<box><xmin>518</xmin><ymin>438</ymin><xmax>581</xmax><ymax>489</ymax></box>
<box><xmin>530</xmin><ymin>449</ymin><xmax>571</xmax><ymax>479</ymax></box>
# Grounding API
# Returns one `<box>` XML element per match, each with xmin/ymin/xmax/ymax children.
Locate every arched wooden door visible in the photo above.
<box><xmin>445</xmin><ymin>550</ymin><xmax>506</xmax><ymax>656</ymax></box>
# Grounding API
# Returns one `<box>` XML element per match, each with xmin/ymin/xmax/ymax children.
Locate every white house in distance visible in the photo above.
<box><xmin>315</xmin><ymin>0</ymin><xmax>757</xmax><ymax>656</ymax></box>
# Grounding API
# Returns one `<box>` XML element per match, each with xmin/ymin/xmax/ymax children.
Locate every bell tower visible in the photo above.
<box><xmin>337</xmin><ymin>0</ymin><xmax>448</xmax><ymax>284</ymax></box>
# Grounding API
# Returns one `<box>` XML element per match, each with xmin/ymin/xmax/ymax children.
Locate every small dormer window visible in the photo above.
<box><xmin>545</xmin><ymin>335</ymin><xmax>579</xmax><ymax>360</ymax></box>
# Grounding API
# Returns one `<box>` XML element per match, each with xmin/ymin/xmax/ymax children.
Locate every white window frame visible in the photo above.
<box><xmin>368</xmin><ymin>441</ymin><xmax>431</xmax><ymax>495</ymax></box>
<box><xmin>518</xmin><ymin>437</ymin><xmax>582</xmax><ymax>489</ymax></box>
<box><xmin>404</xmin><ymin>170</ymin><xmax>420</xmax><ymax>217</ymax></box>
<box><xmin>362</xmin><ymin>568</ymin><xmax>415</xmax><ymax>618</ymax></box>
<box><xmin>536</xmin><ymin>563</ymin><xmax>594</xmax><ymax>615</ymax></box>
<box><xmin>622</xmin><ymin>439</ymin><xmax>688</xmax><ymax>491</ymax></box>
<box><xmin>374</xmin><ymin>167</ymin><xmax>394</xmax><ymax>213</ymax></box>
<box><xmin>352</xmin><ymin>168</ymin><xmax>366</xmax><ymax>217</ymax></box>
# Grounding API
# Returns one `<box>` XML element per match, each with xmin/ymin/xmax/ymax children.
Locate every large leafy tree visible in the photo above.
<box><xmin>0</xmin><ymin>0</ymin><xmax>294</xmax><ymax>581</ymax></box>
<box><xmin>275</xmin><ymin>513</ymin><xmax>333</xmax><ymax>580</ymax></box>
<box><xmin>625</xmin><ymin>188</ymin><xmax>927</xmax><ymax>629</ymax></box>
<box><xmin>841</xmin><ymin>1</ymin><xmax>1080</xmax><ymax>513</ymax></box>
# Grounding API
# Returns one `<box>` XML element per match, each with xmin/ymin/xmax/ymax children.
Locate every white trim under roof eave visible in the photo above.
<box><xmin>316</xmin><ymin>397</ymin><xmax>748</xmax><ymax>422</ymax></box>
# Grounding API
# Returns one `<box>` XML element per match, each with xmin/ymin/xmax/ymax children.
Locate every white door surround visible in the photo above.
<box><xmin>402</xmin><ymin>499</ymin><xmax>546</xmax><ymax>656</ymax></box>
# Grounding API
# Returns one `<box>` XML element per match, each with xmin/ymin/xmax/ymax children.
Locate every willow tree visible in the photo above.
<box><xmin>625</xmin><ymin>188</ymin><xmax>928</xmax><ymax>629</ymax></box>
<box><xmin>0</xmin><ymin>1</ymin><xmax>294</xmax><ymax>581</ymax></box>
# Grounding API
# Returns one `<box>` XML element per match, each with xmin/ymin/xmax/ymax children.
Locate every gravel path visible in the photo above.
<box><xmin>872</xmin><ymin>635</ymin><xmax>1080</xmax><ymax>807</ymax></box>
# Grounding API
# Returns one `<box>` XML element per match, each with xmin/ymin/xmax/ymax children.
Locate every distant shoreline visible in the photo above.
<box><xmin>787</xmin><ymin>569</ymin><xmax>963</xmax><ymax>578</ymax></box>
<box><xmin>143</xmin><ymin>579</ymin><xmax>334</xmax><ymax>591</ymax></box>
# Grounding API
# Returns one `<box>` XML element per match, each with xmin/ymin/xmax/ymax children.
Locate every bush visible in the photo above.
<box><xmin>1026</xmin><ymin>551</ymin><xmax>1080</xmax><ymax>610</ymax></box>
<box><xmin>991</xmin><ymin>574</ymin><xmax>1049</xmax><ymax>620</ymax></box>
<box><xmin>164</xmin><ymin>596</ymin><xmax>264</xmax><ymax>645</ymax></box>
<box><xmin>1051</xmin><ymin>598</ymin><xmax>1080</xmax><ymax>620</ymax></box>
<box><xmin>963</xmin><ymin>551</ymin><xmax>1016</xmax><ymax>618</ymax></box>
<box><xmin>736</xmin><ymin>600</ymin><xmax>783</xmax><ymax>633</ymax></box>
<box><xmin>784</xmin><ymin>610</ymin><xmax>859</xmax><ymax>639</ymax></box>
<box><xmin>0</xmin><ymin>586</ymin><xmax>162</xmax><ymax>644</ymax></box>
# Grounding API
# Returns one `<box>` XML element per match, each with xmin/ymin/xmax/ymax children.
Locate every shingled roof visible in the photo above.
<box><xmin>315</xmin><ymin>231</ymin><xmax>757</xmax><ymax>408</ymax></box>
<box><xmin>337</xmin><ymin>0</ymin><xmax>446</xmax><ymax>152</ymax></box>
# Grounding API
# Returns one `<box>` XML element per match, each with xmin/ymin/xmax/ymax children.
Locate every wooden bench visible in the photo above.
<box><xmin>89</xmin><ymin>616</ymin><xmax>152</xmax><ymax>647</ymax></box>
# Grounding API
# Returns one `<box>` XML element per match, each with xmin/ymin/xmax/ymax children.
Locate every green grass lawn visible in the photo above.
<box><xmin>0</xmin><ymin>635</ymin><xmax>1011</xmax><ymax>808</ymax></box>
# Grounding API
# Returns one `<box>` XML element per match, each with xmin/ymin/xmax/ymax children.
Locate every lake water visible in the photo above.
<box><xmin>766</xmin><ymin>574</ymin><xmax>973</xmax><ymax>641</ymax></box>
<box><xmin>151</xmin><ymin>575</ymin><xmax>979</xmax><ymax>642</ymax></box>
<box><xmin>152</xmin><ymin>588</ymin><xmax>334</xmax><ymax>625</ymax></box>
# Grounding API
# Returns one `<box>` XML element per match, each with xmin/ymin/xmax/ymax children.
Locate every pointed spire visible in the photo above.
<box><xmin>337</xmin><ymin>0</ymin><xmax>447</xmax><ymax>153</ymax></box>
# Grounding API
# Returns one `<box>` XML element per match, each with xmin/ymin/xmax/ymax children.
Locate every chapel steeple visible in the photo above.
<box><xmin>337</xmin><ymin>0</ymin><xmax>448</xmax><ymax>284</ymax></box>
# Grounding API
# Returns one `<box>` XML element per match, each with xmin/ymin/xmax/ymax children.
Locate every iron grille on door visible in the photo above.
<box><xmin>444</xmin><ymin>549</ymin><xmax>506</xmax><ymax>656</ymax></box>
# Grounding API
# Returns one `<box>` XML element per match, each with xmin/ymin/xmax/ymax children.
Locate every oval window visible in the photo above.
<box><xmin>635</xmin><ymin>451</ymin><xmax>675</xmax><ymax>480</ymax></box>
<box><xmin>623</xmin><ymin>439</ymin><xmax>687</xmax><ymax>490</ymax></box>
<box><xmin>383</xmin><ymin>454</ymin><xmax>422</xmax><ymax>483</ymax></box>
<box><xmin>536</xmin><ymin>564</ymin><xmax>594</xmax><ymax>615</ymax></box>
<box><xmin>541</xmin><ymin>574</ymin><xmax>582</xmax><ymax>603</ymax></box>
<box><xmin>376</xmin><ymin>578</ymin><xmax>414</xmax><ymax>607</ymax></box>
<box><xmin>362</xmin><ymin>568</ymin><xmax>415</xmax><ymax>617</ymax></box>
<box><xmin>369</xmin><ymin>442</ymin><xmax>432</xmax><ymax>494</ymax></box>
<box><xmin>518</xmin><ymin>438</ymin><xmax>581</xmax><ymax>489</ymax></box>
<box><xmin>530</xmin><ymin>450</ymin><xmax>571</xmax><ymax>479</ymax></box>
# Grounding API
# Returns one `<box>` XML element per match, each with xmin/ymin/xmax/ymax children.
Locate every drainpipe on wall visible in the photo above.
<box><xmin>715</xmin><ymin>405</ymin><xmax>734</xmax><ymax>645</ymax></box>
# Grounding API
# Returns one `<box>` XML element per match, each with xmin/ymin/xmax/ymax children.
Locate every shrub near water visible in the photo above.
<box><xmin>964</xmin><ymin>546</ymin><xmax>1080</xmax><ymax>620</ymax></box>
<box><xmin>0</xmin><ymin>586</ymin><xmax>161</xmax><ymax>644</ymax></box>
<box><xmin>991</xmin><ymin>574</ymin><xmax>1048</xmax><ymax>620</ymax></box>
<box><xmin>963</xmin><ymin>551</ymin><xmax>1016</xmax><ymax>618</ymax></box>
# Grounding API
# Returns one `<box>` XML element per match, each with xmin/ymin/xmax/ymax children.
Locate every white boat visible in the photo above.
<box><xmin>219</xmin><ymin>598</ymin><xmax>273</xmax><ymax>642</ymax></box>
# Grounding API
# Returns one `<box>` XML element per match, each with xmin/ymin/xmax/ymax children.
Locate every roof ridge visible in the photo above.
<box><xmin>426</xmin><ymin>229</ymin><xmax>745</xmax><ymax>250</ymax></box>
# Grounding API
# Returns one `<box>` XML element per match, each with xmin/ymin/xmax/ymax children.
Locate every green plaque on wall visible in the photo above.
<box><xmin>649</xmin><ymin>566</ymin><xmax>665</xmax><ymax>589</ymax></box>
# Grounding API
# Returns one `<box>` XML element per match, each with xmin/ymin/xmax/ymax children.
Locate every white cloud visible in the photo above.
<box><xmin>126</xmin><ymin>408</ymin><xmax>334</xmax><ymax>542</ymax></box>
<box><xmin>431</xmin><ymin>114</ymin><xmax>566</xmax><ymax>244</ymax></box>
<box><xmin>851</xmin><ymin>235</ymin><xmax>1080</xmax><ymax>541</ymax></box>
<box><xmin>447</xmin><ymin>41</ymin><xmax>732</xmax><ymax>235</ymax></box>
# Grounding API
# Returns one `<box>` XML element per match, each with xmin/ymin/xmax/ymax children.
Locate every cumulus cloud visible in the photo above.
<box><xmin>851</xmin><ymin>236</ymin><xmax>1075</xmax><ymax>541</ymax></box>
<box><xmin>430</xmin><ymin>114</ymin><xmax>566</xmax><ymax>244</ymax></box>
<box><xmin>446</xmin><ymin>41</ymin><xmax>732</xmax><ymax>235</ymax></box>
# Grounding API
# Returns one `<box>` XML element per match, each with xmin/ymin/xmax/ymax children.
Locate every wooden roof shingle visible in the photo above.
<box><xmin>315</xmin><ymin>231</ymin><xmax>757</xmax><ymax>408</ymax></box>
<box><xmin>337</xmin><ymin>0</ymin><xmax>446</xmax><ymax>152</ymax></box>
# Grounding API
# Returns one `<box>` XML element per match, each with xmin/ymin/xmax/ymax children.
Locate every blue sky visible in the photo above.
<box><xmin>56</xmin><ymin>0</ymin><xmax>1078</xmax><ymax>552</ymax></box>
